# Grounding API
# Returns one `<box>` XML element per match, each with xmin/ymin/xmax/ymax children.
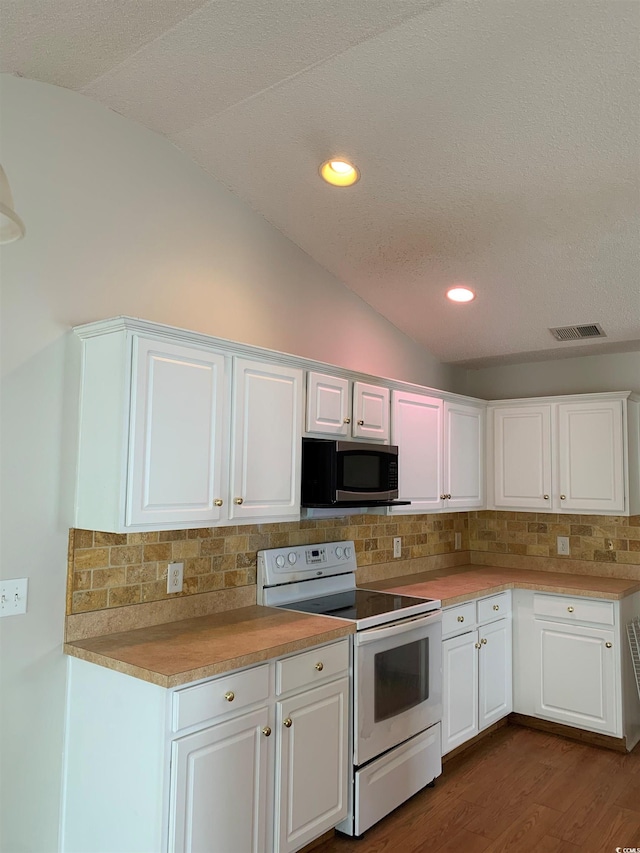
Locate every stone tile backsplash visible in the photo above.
<box><xmin>469</xmin><ymin>511</ymin><xmax>640</xmax><ymax>567</ymax></box>
<box><xmin>67</xmin><ymin>511</ymin><xmax>640</xmax><ymax>614</ymax></box>
<box><xmin>67</xmin><ymin>513</ymin><xmax>469</xmax><ymax>614</ymax></box>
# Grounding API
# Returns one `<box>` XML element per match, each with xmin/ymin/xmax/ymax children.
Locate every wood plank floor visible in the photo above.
<box><xmin>315</xmin><ymin>725</ymin><xmax>640</xmax><ymax>853</ymax></box>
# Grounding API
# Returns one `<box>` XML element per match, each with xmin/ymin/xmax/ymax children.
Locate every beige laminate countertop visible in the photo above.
<box><xmin>64</xmin><ymin>605</ymin><xmax>354</xmax><ymax>688</ymax></box>
<box><xmin>362</xmin><ymin>564</ymin><xmax>640</xmax><ymax>606</ymax></box>
<box><xmin>65</xmin><ymin>565</ymin><xmax>640</xmax><ymax>688</ymax></box>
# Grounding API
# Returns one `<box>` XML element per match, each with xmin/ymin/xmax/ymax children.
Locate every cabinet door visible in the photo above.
<box><xmin>558</xmin><ymin>400</ymin><xmax>625</xmax><ymax>512</ymax></box>
<box><xmin>534</xmin><ymin>619</ymin><xmax>619</xmax><ymax>736</ymax></box>
<box><xmin>230</xmin><ymin>358</ymin><xmax>303</xmax><ymax>521</ymax></box>
<box><xmin>169</xmin><ymin>706</ymin><xmax>270</xmax><ymax>853</ymax></box>
<box><xmin>478</xmin><ymin>618</ymin><xmax>512</xmax><ymax>730</ymax></box>
<box><xmin>493</xmin><ymin>405</ymin><xmax>552</xmax><ymax>510</ymax></box>
<box><xmin>352</xmin><ymin>381</ymin><xmax>390</xmax><ymax>441</ymax></box>
<box><xmin>390</xmin><ymin>391</ymin><xmax>444</xmax><ymax>513</ymax></box>
<box><xmin>442</xmin><ymin>631</ymin><xmax>479</xmax><ymax>755</ymax></box>
<box><xmin>275</xmin><ymin>678</ymin><xmax>349</xmax><ymax>853</ymax></box>
<box><xmin>445</xmin><ymin>402</ymin><xmax>484</xmax><ymax>509</ymax></box>
<box><xmin>127</xmin><ymin>337</ymin><xmax>227</xmax><ymax>527</ymax></box>
<box><xmin>306</xmin><ymin>372</ymin><xmax>350</xmax><ymax>436</ymax></box>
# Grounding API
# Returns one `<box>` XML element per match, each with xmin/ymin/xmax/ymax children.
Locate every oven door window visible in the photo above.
<box><xmin>374</xmin><ymin>637</ymin><xmax>429</xmax><ymax>722</ymax></box>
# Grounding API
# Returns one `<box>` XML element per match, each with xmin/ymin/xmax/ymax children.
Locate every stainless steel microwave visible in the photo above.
<box><xmin>301</xmin><ymin>438</ymin><xmax>410</xmax><ymax>508</ymax></box>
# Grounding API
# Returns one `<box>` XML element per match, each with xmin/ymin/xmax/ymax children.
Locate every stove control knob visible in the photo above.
<box><xmin>287</xmin><ymin>552</ymin><xmax>297</xmax><ymax>565</ymax></box>
<box><xmin>345</xmin><ymin>546</ymin><xmax>353</xmax><ymax>559</ymax></box>
<box><xmin>335</xmin><ymin>547</ymin><xmax>344</xmax><ymax>558</ymax></box>
<box><xmin>275</xmin><ymin>555</ymin><xmax>286</xmax><ymax>568</ymax></box>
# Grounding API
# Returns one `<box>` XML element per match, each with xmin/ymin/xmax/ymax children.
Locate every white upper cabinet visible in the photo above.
<box><xmin>306</xmin><ymin>372</ymin><xmax>390</xmax><ymax>442</ymax></box>
<box><xmin>352</xmin><ymin>381</ymin><xmax>390</xmax><ymax>440</ymax></box>
<box><xmin>306</xmin><ymin>373</ymin><xmax>350</xmax><ymax>436</ymax></box>
<box><xmin>74</xmin><ymin>320</ymin><xmax>303</xmax><ymax>532</ymax></box>
<box><xmin>390</xmin><ymin>391</ymin><xmax>444</xmax><ymax>512</ymax></box>
<box><xmin>230</xmin><ymin>359</ymin><xmax>303</xmax><ymax>522</ymax></box>
<box><xmin>444</xmin><ymin>401</ymin><xmax>484</xmax><ymax>510</ymax></box>
<box><xmin>557</xmin><ymin>400</ymin><xmax>624</xmax><ymax>512</ymax></box>
<box><xmin>127</xmin><ymin>338</ymin><xmax>227</xmax><ymax>527</ymax></box>
<box><xmin>391</xmin><ymin>392</ymin><xmax>484</xmax><ymax>513</ymax></box>
<box><xmin>490</xmin><ymin>393</ymin><xmax>638</xmax><ymax>515</ymax></box>
<box><xmin>493</xmin><ymin>405</ymin><xmax>552</xmax><ymax>510</ymax></box>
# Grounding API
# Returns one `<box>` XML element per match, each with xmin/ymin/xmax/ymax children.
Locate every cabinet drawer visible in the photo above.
<box><xmin>533</xmin><ymin>594</ymin><xmax>615</xmax><ymax>626</ymax></box>
<box><xmin>173</xmin><ymin>664</ymin><xmax>270</xmax><ymax>732</ymax></box>
<box><xmin>477</xmin><ymin>592</ymin><xmax>510</xmax><ymax>624</ymax></box>
<box><xmin>276</xmin><ymin>640</ymin><xmax>349</xmax><ymax>696</ymax></box>
<box><xmin>442</xmin><ymin>602</ymin><xmax>476</xmax><ymax>637</ymax></box>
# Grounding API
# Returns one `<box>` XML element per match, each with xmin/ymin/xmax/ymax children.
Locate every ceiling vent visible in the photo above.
<box><xmin>549</xmin><ymin>323</ymin><xmax>606</xmax><ymax>342</ymax></box>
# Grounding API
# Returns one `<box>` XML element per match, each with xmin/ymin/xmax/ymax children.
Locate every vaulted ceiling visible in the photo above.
<box><xmin>2</xmin><ymin>0</ymin><xmax>639</xmax><ymax>366</ymax></box>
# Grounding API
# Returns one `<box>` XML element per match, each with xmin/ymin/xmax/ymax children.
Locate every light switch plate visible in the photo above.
<box><xmin>0</xmin><ymin>578</ymin><xmax>28</xmax><ymax>616</ymax></box>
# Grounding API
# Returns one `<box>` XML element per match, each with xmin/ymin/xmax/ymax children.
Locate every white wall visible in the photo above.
<box><xmin>0</xmin><ymin>75</ymin><xmax>461</xmax><ymax>852</ymax></box>
<box><xmin>466</xmin><ymin>350</ymin><xmax>640</xmax><ymax>400</ymax></box>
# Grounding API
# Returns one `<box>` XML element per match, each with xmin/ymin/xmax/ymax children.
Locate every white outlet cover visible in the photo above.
<box><xmin>167</xmin><ymin>562</ymin><xmax>184</xmax><ymax>594</ymax></box>
<box><xmin>557</xmin><ymin>536</ymin><xmax>570</xmax><ymax>556</ymax></box>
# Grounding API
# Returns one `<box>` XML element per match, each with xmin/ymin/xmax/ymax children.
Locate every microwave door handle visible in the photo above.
<box><xmin>356</xmin><ymin>611</ymin><xmax>441</xmax><ymax>645</ymax></box>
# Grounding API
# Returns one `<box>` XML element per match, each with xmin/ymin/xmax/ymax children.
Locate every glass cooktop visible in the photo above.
<box><xmin>278</xmin><ymin>588</ymin><xmax>436</xmax><ymax>622</ymax></box>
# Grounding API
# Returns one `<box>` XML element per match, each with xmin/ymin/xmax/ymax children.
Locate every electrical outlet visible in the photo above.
<box><xmin>167</xmin><ymin>562</ymin><xmax>184</xmax><ymax>594</ymax></box>
<box><xmin>606</xmin><ymin>539</ymin><xmax>614</xmax><ymax>551</ymax></box>
<box><xmin>0</xmin><ymin>578</ymin><xmax>28</xmax><ymax>617</ymax></box>
<box><xmin>393</xmin><ymin>537</ymin><xmax>402</xmax><ymax>558</ymax></box>
<box><xmin>455</xmin><ymin>532</ymin><xmax>462</xmax><ymax>550</ymax></box>
<box><xmin>557</xmin><ymin>536</ymin><xmax>570</xmax><ymax>556</ymax></box>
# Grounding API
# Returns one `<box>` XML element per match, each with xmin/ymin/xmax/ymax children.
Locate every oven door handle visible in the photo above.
<box><xmin>356</xmin><ymin>611</ymin><xmax>441</xmax><ymax>645</ymax></box>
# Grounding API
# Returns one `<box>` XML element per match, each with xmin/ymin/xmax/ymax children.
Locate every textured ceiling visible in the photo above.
<box><xmin>2</xmin><ymin>0</ymin><xmax>639</xmax><ymax>366</ymax></box>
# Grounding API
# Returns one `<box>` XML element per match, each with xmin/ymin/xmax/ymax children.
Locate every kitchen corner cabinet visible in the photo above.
<box><xmin>441</xmin><ymin>592</ymin><xmax>512</xmax><ymax>755</ymax></box>
<box><xmin>512</xmin><ymin>590</ymin><xmax>640</xmax><ymax>747</ymax></box>
<box><xmin>73</xmin><ymin>320</ymin><xmax>303</xmax><ymax>532</ymax></box>
<box><xmin>62</xmin><ymin>639</ymin><xmax>350</xmax><ymax>853</ymax></box>
<box><xmin>490</xmin><ymin>392</ymin><xmax>640</xmax><ymax>515</ymax></box>
<box><xmin>390</xmin><ymin>391</ymin><xmax>484</xmax><ymax>514</ymax></box>
<box><xmin>305</xmin><ymin>371</ymin><xmax>390</xmax><ymax>442</ymax></box>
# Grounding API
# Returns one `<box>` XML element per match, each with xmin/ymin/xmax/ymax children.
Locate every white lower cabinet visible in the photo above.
<box><xmin>275</xmin><ymin>678</ymin><xmax>349</xmax><ymax>853</ymax></box>
<box><xmin>62</xmin><ymin>640</ymin><xmax>349</xmax><ymax>853</ymax></box>
<box><xmin>530</xmin><ymin>593</ymin><xmax>621</xmax><ymax>737</ymax></box>
<box><xmin>442</xmin><ymin>593</ymin><xmax>512</xmax><ymax>755</ymax></box>
<box><xmin>169</xmin><ymin>706</ymin><xmax>270</xmax><ymax>853</ymax></box>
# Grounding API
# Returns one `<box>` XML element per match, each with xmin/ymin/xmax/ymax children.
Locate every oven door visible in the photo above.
<box><xmin>354</xmin><ymin>610</ymin><xmax>442</xmax><ymax>767</ymax></box>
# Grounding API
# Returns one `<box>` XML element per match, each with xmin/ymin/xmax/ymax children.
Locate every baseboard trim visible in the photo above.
<box><xmin>442</xmin><ymin>718</ymin><xmax>509</xmax><ymax>763</ymax></box>
<box><xmin>508</xmin><ymin>713</ymin><xmax>628</xmax><ymax>753</ymax></box>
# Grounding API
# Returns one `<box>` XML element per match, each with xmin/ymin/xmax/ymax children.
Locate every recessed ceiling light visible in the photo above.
<box><xmin>319</xmin><ymin>159</ymin><xmax>360</xmax><ymax>187</ymax></box>
<box><xmin>446</xmin><ymin>286</ymin><xmax>476</xmax><ymax>303</ymax></box>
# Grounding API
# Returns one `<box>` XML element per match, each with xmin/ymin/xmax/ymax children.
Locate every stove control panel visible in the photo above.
<box><xmin>257</xmin><ymin>540</ymin><xmax>357</xmax><ymax>595</ymax></box>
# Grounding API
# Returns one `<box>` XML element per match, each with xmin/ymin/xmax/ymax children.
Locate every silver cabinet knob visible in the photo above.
<box><xmin>475</xmin><ymin>642</ymin><xmax>481</xmax><ymax>649</ymax></box>
<box><xmin>480</xmin><ymin>637</ymin><xmax>487</xmax><ymax>645</ymax></box>
<box><xmin>447</xmin><ymin>494</ymin><xmax>452</xmax><ymax>500</ymax></box>
<box><xmin>543</xmin><ymin>494</ymin><xmax>549</xmax><ymax>500</ymax></box>
<box><xmin>567</xmin><ymin>606</ymin><xmax>574</xmax><ymax>613</ymax></box>
<box><xmin>357</xmin><ymin>419</ymin><xmax>364</xmax><ymax>426</ymax></box>
<box><xmin>606</xmin><ymin>642</ymin><xmax>612</xmax><ymax>649</ymax></box>
<box><xmin>457</xmin><ymin>615</ymin><xmax>465</xmax><ymax>623</ymax></box>
<box><xmin>234</xmin><ymin>497</ymin><xmax>243</xmax><ymax>505</ymax></box>
<box><xmin>493</xmin><ymin>604</ymin><xmax>500</xmax><ymax>611</ymax></box>
<box><xmin>214</xmin><ymin>499</ymin><xmax>223</xmax><ymax>507</ymax></box>
<box><xmin>440</xmin><ymin>494</ymin><xmax>446</xmax><ymax>500</ymax></box>
<box><xmin>560</xmin><ymin>494</ymin><xmax>566</xmax><ymax>501</ymax></box>
<box><xmin>315</xmin><ymin>662</ymin><xmax>324</xmax><ymax>671</ymax></box>
<box><xmin>343</xmin><ymin>417</ymin><xmax>351</xmax><ymax>424</ymax></box>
